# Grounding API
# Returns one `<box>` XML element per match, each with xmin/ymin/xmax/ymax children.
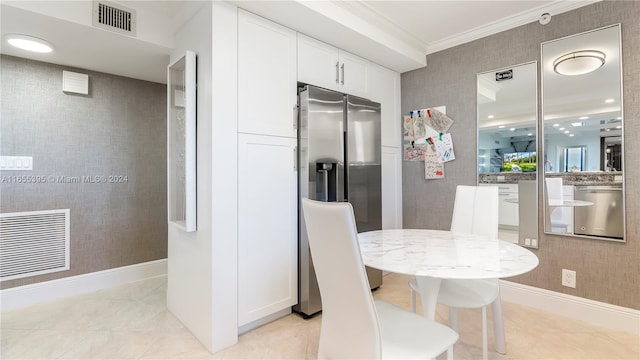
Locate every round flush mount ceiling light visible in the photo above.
<box><xmin>553</xmin><ymin>50</ymin><xmax>605</xmax><ymax>76</ymax></box>
<box><xmin>5</xmin><ymin>34</ymin><xmax>53</xmax><ymax>53</ymax></box>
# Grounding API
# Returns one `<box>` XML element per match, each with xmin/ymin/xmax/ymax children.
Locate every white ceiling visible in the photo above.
<box><xmin>0</xmin><ymin>0</ymin><xmax>599</xmax><ymax>84</ymax></box>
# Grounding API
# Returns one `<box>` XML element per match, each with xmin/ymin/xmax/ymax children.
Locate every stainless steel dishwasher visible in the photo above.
<box><xmin>574</xmin><ymin>185</ymin><xmax>623</xmax><ymax>239</ymax></box>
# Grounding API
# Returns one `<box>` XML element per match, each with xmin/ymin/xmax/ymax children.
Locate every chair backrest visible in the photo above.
<box><xmin>301</xmin><ymin>198</ymin><xmax>381</xmax><ymax>359</ymax></box>
<box><xmin>450</xmin><ymin>185</ymin><xmax>499</xmax><ymax>239</ymax></box>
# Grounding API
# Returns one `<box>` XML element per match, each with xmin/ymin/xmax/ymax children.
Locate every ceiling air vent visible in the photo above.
<box><xmin>92</xmin><ymin>1</ymin><xmax>136</xmax><ymax>36</ymax></box>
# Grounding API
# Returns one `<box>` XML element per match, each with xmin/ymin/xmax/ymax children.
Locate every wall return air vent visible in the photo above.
<box><xmin>92</xmin><ymin>1</ymin><xmax>137</xmax><ymax>36</ymax></box>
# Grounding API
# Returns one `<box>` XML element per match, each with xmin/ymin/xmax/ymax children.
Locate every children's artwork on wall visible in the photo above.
<box><xmin>424</xmin><ymin>144</ymin><xmax>445</xmax><ymax>179</ymax></box>
<box><xmin>403</xmin><ymin>106</ymin><xmax>456</xmax><ymax>179</ymax></box>
<box><xmin>424</xmin><ymin>108</ymin><xmax>454</xmax><ymax>133</ymax></box>
<box><xmin>435</xmin><ymin>133</ymin><xmax>456</xmax><ymax>163</ymax></box>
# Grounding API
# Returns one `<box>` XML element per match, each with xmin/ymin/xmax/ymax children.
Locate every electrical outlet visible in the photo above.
<box><xmin>562</xmin><ymin>269</ymin><xmax>576</xmax><ymax>288</ymax></box>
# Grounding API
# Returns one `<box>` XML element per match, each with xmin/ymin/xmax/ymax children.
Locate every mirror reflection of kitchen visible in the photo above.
<box><xmin>541</xmin><ymin>24</ymin><xmax>624</xmax><ymax>242</ymax></box>
<box><xmin>477</xmin><ymin>62</ymin><xmax>538</xmax><ymax>248</ymax></box>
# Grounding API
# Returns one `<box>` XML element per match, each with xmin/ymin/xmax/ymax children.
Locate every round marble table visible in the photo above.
<box><xmin>358</xmin><ymin>229</ymin><xmax>539</xmax><ymax>355</ymax></box>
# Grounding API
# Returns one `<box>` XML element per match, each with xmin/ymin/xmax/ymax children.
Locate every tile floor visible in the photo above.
<box><xmin>1</xmin><ymin>273</ymin><xmax>638</xmax><ymax>359</ymax></box>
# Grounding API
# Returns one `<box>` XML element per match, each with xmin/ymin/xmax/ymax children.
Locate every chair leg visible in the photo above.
<box><xmin>447</xmin><ymin>344</ymin><xmax>454</xmax><ymax>360</ymax></box>
<box><xmin>492</xmin><ymin>297</ymin><xmax>506</xmax><ymax>354</ymax></box>
<box><xmin>448</xmin><ymin>307</ymin><xmax>458</xmax><ymax>332</ymax></box>
<box><xmin>482</xmin><ymin>306</ymin><xmax>488</xmax><ymax>360</ymax></box>
<box><xmin>410</xmin><ymin>287</ymin><xmax>417</xmax><ymax>313</ymax></box>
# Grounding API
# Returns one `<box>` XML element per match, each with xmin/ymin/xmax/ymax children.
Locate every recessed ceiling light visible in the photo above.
<box><xmin>559</xmin><ymin>127</ymin><xmax>565</xmax><ymax>131</ymax></box>
<box><xmin>553</xmin><ymin>123</ymin><xmax>560</xmax><ymax>127</ymax></box>
<box><xmin>579</xmin><ymin>116</ymin><xmax>589</xmax><ymax>120</ymax></box>
<box><xmin>488</xmin><ymin>115</ymin><xmax>494</xmax><ymax>119</ymax></box>
<box><xmin>498</xmin><ymin>125</ymin><xmax>505</xmax><ymax>129</ymax></box>
<box><xmin>4</xmin><ymin>34</ymin><xmax>53</xmax><ymax>53</ymax></box>
<box><xmin>605</xmin><ymin>98</ymin><xmax>615</xmax><ymax>103</ymax></box>
<box><xmin>509</xmin><ymin>128</ymin><xmax>515</xmax><ymax>131</ymax></box>
<box><xmin>553</xmin><ymin>50</ymin><xmax>605</xmax><ymax>76</ymax></box>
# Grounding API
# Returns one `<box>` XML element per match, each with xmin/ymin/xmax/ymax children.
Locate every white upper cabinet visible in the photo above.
<box><xmin>297</xmin><ymin>34</ymin><xmax>371</xmax><ymax>99</ymax></box>
<box><xmin>238</xmin><ymin>10</ymin><xmax>297</xmax><ymax>138</ymax></box>
<box><xmin>371</xmin><ymin>64</ymin><xmax>401</xmax><ymax>148</ymax></box>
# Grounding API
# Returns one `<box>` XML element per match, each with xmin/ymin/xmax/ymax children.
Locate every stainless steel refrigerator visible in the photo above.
<box><xmin>294</xmin><ymin>85</ymin><xmax>382</xmax><ymax>318</ymax></box>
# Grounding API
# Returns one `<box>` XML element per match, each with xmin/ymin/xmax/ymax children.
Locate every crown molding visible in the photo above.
<box><xmin>426</xmin><ymin>0</ymin><xmax>601</xmax><ymax>55</ymax></box>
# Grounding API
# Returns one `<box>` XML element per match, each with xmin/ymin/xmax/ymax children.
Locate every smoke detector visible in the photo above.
<box><xmin>539</xmin><ymin>12</ymin><xmax>551</xmax><ymax>25</ymax></box>
<box><xmin>92</xmin><ymin>1</ymin><xmax>137</xmax><ymax>36</ymax></box>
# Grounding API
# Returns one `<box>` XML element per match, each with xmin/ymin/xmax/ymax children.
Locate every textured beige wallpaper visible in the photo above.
<box><xmin>401</xmin><ymin>1</ymin><xmax>639</xmax><ymax>309</ymax></box>
<box><xmin>0</xmin><ymin>56</ymin><xmax>167</xmax><ymax>289</ymax></box>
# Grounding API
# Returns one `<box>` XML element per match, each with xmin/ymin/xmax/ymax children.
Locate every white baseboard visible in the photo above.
<box><xmin>0</xmin><ymin>259</ymin><xmax>168</xmax><ymax>311</ymax></box>
<box><xmin>238</xmin><ymin>308</ymin><xmax>291</xmax><ymax>335</ymax></box>
<box><xmin>500</xmin><ymin>280</ymin><xmax>640</xmax><ymax>335</ymax></box>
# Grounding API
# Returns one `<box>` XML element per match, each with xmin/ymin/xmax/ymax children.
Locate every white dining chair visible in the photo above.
<box><xmin>409</xmin><ymin>185</ymin><xmax>501</xmax><ymax>360</ymax></box>
<box><xmin>301</xmin><ymin>198</ymin><xmax>458</xmax><ymax>360</ymax></box>
<box><xmin>545</xmin><ymin>177</ymin><xmax>570</xmax><ymax>233</ymax></box>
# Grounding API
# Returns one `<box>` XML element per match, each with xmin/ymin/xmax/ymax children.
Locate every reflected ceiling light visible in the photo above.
<box><xmin>605</xmin><ymin>98</ymin><xmax>615</xmax><ymax>103</ymax></box>
<box><xmin>615</xmin><ymin>125</ymin><xmax>622</xmax><ymax>129</ymax></box>
<box><xmin>4</xmin><ymin>34</ymin><xmax>53</xmax><ymax>53</ymax></box>
<box><xmin>527</xmin><ymin>133</ymin><xmax>533</xmax><ymax>136</ymax></box>
<box><xmin>564</xmin><ymin>130</ymin><xmax>570</xmax><ymax>134</ymax></box>
<box><xmin>553</xmin><ymin>50</ymin><xmax>605</xmax><ymax>76</ymax></box>
<box><xmin>616</xmin><ymin>117</ymin><xmax>622</xmax><ymax>120</ymax></box>
<box><xmin>579</xmin><ymin>116</ymin><xmax>589</xmax><ymax>120</ymax></box>
<box><xmin>488</xmin><ymin>115</ymin><xmax>495</xmax><ymax>119</ymax></box>
<box><xmin>559</xmin><ymin>127</ymin><xmax>565</xmax><ymax>131</ymax></box>
<box><xmin>553</xmin><ymin>123</ymin><xmax>560</xmax><ymax>127</ymax></box>
<box><xmin>569</xmin><ymin>134</ymin><xmax>575</xmax><ymax>137</ymax></box>
<box><xmin>509</xmin><ymin>128</ymin><xmax>515</xmax><ymax>131</ymax></box>
<box><xmin>571</xmin><ymin>122</ymin><xmax>583</xmax><ymax>127</ymax></box>
<box><xmin>498</xmin><ymin>125</ymin><xmax>505</xmax><ymax>129</ymax></box>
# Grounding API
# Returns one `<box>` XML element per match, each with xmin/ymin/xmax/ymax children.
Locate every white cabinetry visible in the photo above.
<box><xmin>237</xmin><ymin>10</ymin><xmax>298</xmax><ymax>327</ymax></box>
<box><xmin>297</xmin><ymin>34</ymin><xmax>371</xmax><ymax>98</ymax></box>
<box><xmin>382</xmin><ymin>146</ymin><xmax>403</xmax><ymax>229</ymax></box>
<box><xmin>237</xmin><ymin>134</ymin><xmax>298</xmax><ymax>326</ymax></box>
<box><xmin>371</xmin><ymin>64</ymin><xmax>401</xmax><ymax>148</ymax></box>
<box><xmin>497</xmin><ymin>184</ymin><xmax>519</xmax><ymax>228</ymax></box>
<box><xmin>238</xmin><ymin>10</ymin><xmax>297</xmax><ymax>137</ymax></box>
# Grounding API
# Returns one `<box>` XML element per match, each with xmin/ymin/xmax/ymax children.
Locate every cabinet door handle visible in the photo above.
<box><xmin>335</xmin><ymin>61</ymin><xmax>339</xmax><ymax>84</ymax></box>
<box><xmin>292</xmin><ymin>104</ymin><xmax>298</xmax><ymax>130</ymax></box>
<box><xmin>341</xmin><ymin>63</ymin><xmax>345</xmax><ymax>85</ymax></box>
<box><xmin>293</xmin><ymin>146</ymin><xmax>297</xmax><ymax>170</ymax></box>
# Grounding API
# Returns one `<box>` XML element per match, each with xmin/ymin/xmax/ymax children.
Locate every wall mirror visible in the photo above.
<box><xmin>541</xmin><ymin>24</ymin><xmax>624</xmax><ymax>242</ymax></box>
<box><xmin>477</xmin><ymin>62</ymin><xmax>538</xmax><ymax>248</ymax></box>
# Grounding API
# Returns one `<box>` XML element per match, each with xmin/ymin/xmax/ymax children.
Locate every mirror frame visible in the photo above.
<box><xmin>540</xmin><ymin>24</ymin><xmax>625</xmax><ymax>242</ymax></box>
<box><xmin>476</xmin><ymin>61</ymin><xmax>539</xmax><ymax>248</ymax></box>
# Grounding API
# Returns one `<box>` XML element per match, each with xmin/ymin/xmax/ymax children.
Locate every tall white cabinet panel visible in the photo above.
<box><xmin>371</xmin><ymin>64</ymin><xmax>401</xmax><ymax>148</ymax></box>
<box><xmin>238</xmin><ymin>10</ymin><xmax>297</xmax><ymax>138</ymax></box>
<box><xmin>382</xmin><ymin>146</ymin><xmax>403</xmax><ymax>229</ymax></box>
<box><xmin>238</xmin><ymin>134</ymin><xmax>298</xmax><ymax>326</ymax></box>
<box><xmin>297</xmin><ymin>34</ymin><xmax>371</xmax><ymax>98</ymax></box>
